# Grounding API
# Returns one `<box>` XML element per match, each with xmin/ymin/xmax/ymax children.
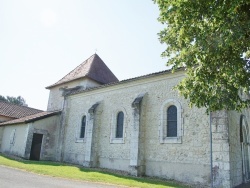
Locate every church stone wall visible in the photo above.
<box><xmin>211</xmin><ymin>111</ymin><xmax>231</xmax><ymax>188</ymax></box>
<box><xmin>143</xmin><ymin>76</ymin><xmax>210</xmax><ymax>184</ymax></box>
<box><xmin>228</xmin><ymin>110</ymin><xmax>242</xmax><ymax>187</ymax></box>
<box><xmin>63</xmin><ymin>71</ymin><xmax>211</xmax><ymax>186</ymax></box>
<box><xmin>47</xmin><ymin>78</ymin><xmax>100</xmax><ymax>111</ymax></box>
<box><xmin>228</xmin><ymin>108</ymin><xmax>250</xmax><ymax>187</ymax></box>
<box><xmin>62</xmin><ymin>99</ymin><xmax>88</xmax><ymax>165</ymax></box>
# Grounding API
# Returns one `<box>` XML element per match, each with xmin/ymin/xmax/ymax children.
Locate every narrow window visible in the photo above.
<box><xmin>167</xmin><ymin>105</ymin><xmax>177</xmax><ymax>137</ymax></box>
<box><xmin>80</xmin><ymin>116</ymin><xmax>86</xmax><ymax>138</ymax></box>
<box><xmin>116</xmin><ymin>111</ymin><xmax>124</xmax><ymax>138</ymax></box>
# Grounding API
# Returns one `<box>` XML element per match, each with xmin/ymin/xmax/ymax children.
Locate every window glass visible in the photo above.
<box><xmin>116</xmin><ymin>112</ymin><xmax>124</xmax><ymax>138</ymax></box>
<box><xmin>167</xmin><ymin>105</ymin><xmax>177</xmax><ymax>137</ymax></box>
<box><xmin>80</xmin><ymin>116</ymin><xmax>86</xmax><ymax>138</ymax></box>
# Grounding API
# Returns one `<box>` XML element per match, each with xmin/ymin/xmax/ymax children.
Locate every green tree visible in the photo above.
<box><xmin>0</xmin><ymin>95</ymin><xmax>6</xmax><ymax>102</ymax></box>
<box><xmin>154</xmin><ymin>0</ymin><xmax>250</xmax><ymax>112</ymax></box>
<box><xmin>0</xmin><ymin>95</ymin><xmax>28</xmax><ymax>106</ymax></box>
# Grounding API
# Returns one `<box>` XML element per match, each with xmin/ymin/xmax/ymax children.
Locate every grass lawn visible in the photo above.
<box><xmin>0</xmin><ymin>154</ymin><xmax>190</xmax><ymax>188</ymax></box>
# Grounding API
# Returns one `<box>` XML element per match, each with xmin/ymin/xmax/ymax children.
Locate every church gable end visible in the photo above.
<box><xmin>46</xmin><ymin>54</ymin><xmax>119</xmax><ymax>111</ymax></box>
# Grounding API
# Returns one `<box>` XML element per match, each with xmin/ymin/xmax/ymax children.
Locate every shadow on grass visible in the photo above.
<box><xmin>0</xmin><ymin>154</ymin><xmax>190</xmax><ymax>188</ymax></box>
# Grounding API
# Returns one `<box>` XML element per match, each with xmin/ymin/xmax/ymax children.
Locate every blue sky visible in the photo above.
<box><xmin>0</xmin><ymin>0</ymin><xmax>167</xmax><ymax>110</ymax></box>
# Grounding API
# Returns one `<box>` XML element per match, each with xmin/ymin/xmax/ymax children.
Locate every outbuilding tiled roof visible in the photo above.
<box><xmin>0</xmin><ymin>111</ymin><xmax>61</xmax><ymax>126</ymax></box>
<box><xmin>46</xmin><ymin>54</ymin><xmax>119</xmax><ymax>89</ymax></box>
<box><xmin>0</xmin><ymin>101</ymin><xmax>43</xmax><ymax>119</ymax></box>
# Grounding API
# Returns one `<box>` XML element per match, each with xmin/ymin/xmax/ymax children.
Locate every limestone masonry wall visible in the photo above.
<box><xmin>211</xmin><ymin>111</ymin><xmax>231</xmax><ymax>188</ymax></box>
<box><xmin>228</xmin><ymin>110</ymin><xmax>242</xmax><ymax>187</ymax></box>
<box><xmin>63</xmin><ymin>71</ymin><xmax>211</xmax><ymax>186</ymax></box>
<box><xmin>47</xmin><ymin>78</ymin><xmax>100</xmax><ymax>111</ymax></box>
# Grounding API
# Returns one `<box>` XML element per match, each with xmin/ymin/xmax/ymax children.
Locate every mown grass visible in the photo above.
<box><xmin>0</xmin><ymin>154</ymin><xmax>190</xmax><ymax>188</ymax></box>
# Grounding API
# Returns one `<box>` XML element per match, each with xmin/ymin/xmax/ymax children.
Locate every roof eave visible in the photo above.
<box><xmin>0</xmin><ymin>111</ymin><xmax>61</xmax><ymax>126</ymax></box>
<box><xmin>45</xmin><ymin>76</ymin><xmax>105</xmax><ymax>89</ymax></box>
<box><xmin>66</xmin><ymin>67</ymin><xmax>185</xmax><ymax>97</ymax></box>
<box><xmin>25</xmin><ymin>111</ymin><xmax>61</xmax><ymax>123</ymax></box>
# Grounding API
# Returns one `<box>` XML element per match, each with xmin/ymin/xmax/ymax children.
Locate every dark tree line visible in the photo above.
<box><xmin>0</xmin><ymin>95</ymin><xmax>28</xmax><ymax>106</ymax></box>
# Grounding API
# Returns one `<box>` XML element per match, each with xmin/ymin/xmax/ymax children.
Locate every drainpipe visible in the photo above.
<box><xmin>210</xmin><ymin>111</ymin><xmax>213</xmax><ymax>188</ymax></box>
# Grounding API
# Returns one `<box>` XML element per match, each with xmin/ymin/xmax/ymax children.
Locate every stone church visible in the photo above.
<box><xmin>0</xmin><ymin>54</ymin><xmax>249</xmax><ymax>188</ymax></box>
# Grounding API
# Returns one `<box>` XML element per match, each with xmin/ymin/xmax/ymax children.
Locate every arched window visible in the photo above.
<box><xmin>160</xmin><ymin>99</ymin><xmax>182</xmax><ymax>144</ymax></box>
<box><xmin>116</xmin><ymin>111</ymin><xmax>124</xmax><ymax>138</ymax></box>
<box><xmin>167</xmin><ymin>105</ymin><xmax>177</xmax><ymax>137</ymax></box>
<box><xmin>80</xmin><ymin>115</ymin><xmax>86</xmax><ymax>138</ymax></box>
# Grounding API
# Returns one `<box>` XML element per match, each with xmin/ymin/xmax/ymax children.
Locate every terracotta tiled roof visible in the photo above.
<box><xmin>46</xmin><ymin>54</ymin><xmax>119</xmax><ymax>89</ymax></box>
<box><xmin>0</xmin><ymin>111</ymin><xmax>61</xmax><ymax>126</ymax></box>
<box><xmin>0</xmin><ymin>101</ymin><xmax>43</xmax><ymax>119</ymax></box>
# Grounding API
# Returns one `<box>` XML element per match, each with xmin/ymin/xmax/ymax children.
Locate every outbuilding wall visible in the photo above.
<box><xmin>28</xmin><ymin>115</ymin><xmax>60</xmax><ymax>161</ymax></box>
<box><xmin>0</xmin><ymin>115</ymin><xmax>60</xmax><ymax>161</ymax></box>
<box><xmin>0</xmin><ymin>127</ymin><xmax>4</xmax><ymax>149</ymax></box>
<box><xmin>1</xmin><ymin>123</ymin><xmax>28</xmax><ymax>157</ymax></box>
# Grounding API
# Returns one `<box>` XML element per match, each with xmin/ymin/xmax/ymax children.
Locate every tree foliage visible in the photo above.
<box><xmin>154</xmin><ymin>0</ymin><xmax>250</xmax><ymax>112</ymax></box>
<box><xmin>0</xmin><ymin>95</ymin><xmax>28</xmax><ymax>106</ymax></box>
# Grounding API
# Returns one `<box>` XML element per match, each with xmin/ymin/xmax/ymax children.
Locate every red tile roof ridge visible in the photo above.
<box><xmin>0</xmin><ymin>100</ymin><xmax>42</xmax><ymax>111</ymax></box>
<box><xmin>0</xmin><ymin>110</ymin><xmax>61</xmax><ymax>126</ymax></box>
<box><xmin>0</xmin><ymin>101</ymin><xmax>43</xmax><ymax>119</ymax></box>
